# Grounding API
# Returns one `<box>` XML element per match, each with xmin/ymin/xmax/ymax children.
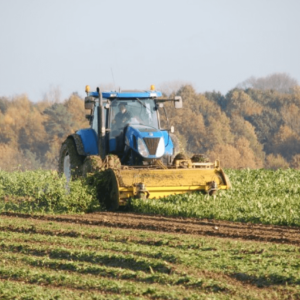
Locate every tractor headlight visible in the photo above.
<box><xmin>137</xmin><ymin>138</ymin><xmax>149</xmax><ymax>158</ymax></box>
<box><xmin>156</xmin><ymin>137</ymin><xmax>165</xmax><ymax>157</ymax></box>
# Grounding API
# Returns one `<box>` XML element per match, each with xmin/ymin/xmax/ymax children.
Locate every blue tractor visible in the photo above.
<box><xmin>59</xmin><ymin>85</ymin><xmax>230</xmax><ymax>210</ymax></box>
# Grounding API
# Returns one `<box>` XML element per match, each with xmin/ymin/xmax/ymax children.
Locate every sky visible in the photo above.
<box><xmin>0</xmin><ymin>0</ymin><xmax>299</xmax><ymax>102</ymax></box>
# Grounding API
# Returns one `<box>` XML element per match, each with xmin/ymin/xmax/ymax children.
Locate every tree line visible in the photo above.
<box><xmin>0</xmin><ymin>73</ymin><xmax>300</xmax><ymax>170</ymax></box>
<box><xmin>0</xmin><ymin>93</ymin><xmax>89</xmax><ymax>171</ymax></box>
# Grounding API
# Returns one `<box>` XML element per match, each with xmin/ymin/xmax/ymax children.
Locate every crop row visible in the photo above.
<box><xmin>131</xmin><ymin>169</ymin><xmax>300</xmax><ymax>226</ymax></box>
<box><xmin>1</xmin><ymin>216</ymin><xmax>300</xmax><ymax>299</ymax></box>
<box><xmin>1</xmin><ymin>230</ymin><xmax>300</xmax><ymax>287</ymax></box>
<box><xmin>2</xmin><ymin>168</ymin><xmax>300</xmax><ymax>226</ymax></box>
<box><xmin>0</xmin><ymin>243</ymin><xmax>228</xmax><ymax>300</ymax></box>
<box><xmin>0</xmin><ymin>169</ymin><xmax>100</xmax><ymax>213</ymax></box>
<box><xmin>1</xmin><ymin>169</ymin><xmax>300</xmax><ymax>226</ymax></box>
<box><xmin>0</xmin><ymin>279</ymin><xmax>135</xmax><ymax>300</ymax></box>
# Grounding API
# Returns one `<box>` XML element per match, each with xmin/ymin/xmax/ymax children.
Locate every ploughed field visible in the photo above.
<box><xmin>1</xmin><ymin>212</ymin><xmax>300</xmax><ymax>299</ymax></box>
<box><xmin>1</xmin><ymin>169</ymin><xmax>300</xmax><ymax>299</ymax></box>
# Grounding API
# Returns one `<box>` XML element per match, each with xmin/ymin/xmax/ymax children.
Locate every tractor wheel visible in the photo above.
<box><xmin>172</xmin><ymin>152</ymin><xmax>189</xmax><ymax>168</ymax></box>
<box><xmin>191</xmin><ymin>154</ymin><xmax>210</xmax><ymax>163</ymax></box>
<box><xmin>58</xmin><ymin>138</ymin><xmax>85</xmax><ymax>181</ymax></box>
<box><xmin>93</xmin><ymin>155</ymin><xmax>121</xmax><ymax>211</ymax></box>
<box><xmin>82</xmin><ymin>155</ymin><xmax>103</xmax><ymax>177</ymax></box>
<box><xmin>172</xmin><ymin>152</ymin><xmax>188</xmax><ymax>165</ymax></box>
<box><xmin>102</xmin><ymin>169</ymin><xmax>120</xmax><ymax>211</ymax></box>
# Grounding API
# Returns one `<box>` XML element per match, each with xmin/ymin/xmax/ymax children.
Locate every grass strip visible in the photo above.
<box><xmin>2</xmin><ymin>217</ymin><xmax>300</xmax><ymax>299</ymax></box>
<box><xmin>0</xmin><ymin>239</ymin><xmax>174</xmax><ymax>275</ymax></box>
<box><xmin>2</xmin><ymin>230</ymin><xmax>300</xmax><ymax>289</ymax></box>
<box><xmin>0</xmin><ymin>260</ymin><xmax>228</xmax><ymax>300</ymax></box>
<box><xmin>0</xmin><ymin>278</ymin><xmax>140</xmax><ymax>300</ymax></box>
<box><xmin>0</xmin><ymin>251</ymin><xmax>295</xmax><ymax>300</ymax></box>
<box><xmin>0</xmin><ymin>226</ymin><xmax>179</xmax><ymax>263</ymax></box>
<box><xmin>2</xmin><ymin>221</ymin><xmax>300</xmax><ymax>288</ymax></box>
<box><xmin>0</xmin><ymin>251</ymin><xmax>228</xmax><ymax>292</ymax></box>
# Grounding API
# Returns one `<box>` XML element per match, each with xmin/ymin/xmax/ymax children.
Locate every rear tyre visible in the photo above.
<box><xmin>172</xmin><ymin>152</ymin><xmax>188</xmax><ymax>165</ymax></box>
<box><xmin>191</xmin><ymin>154</ymin><xmax>209</xmax><ymax>163</ymax></box>
<box><xmin>58</xmin><ymin>138</ymin><xmax>85</xmax><ymax>181</ymax></box>
<box><xmin>102</xmin><ymin>169</ymin><xmax>120</xmax><ymax>211</ymax></box>
<box><xmin>82</xmin><ymin>156</ymin><xmax>103</xmax><ymax>177</ymax></box>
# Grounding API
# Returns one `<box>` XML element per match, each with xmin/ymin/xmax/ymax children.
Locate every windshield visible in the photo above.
<box><xmin>109</xmin><ymin>99</ymin><xmax>158</xmax><ymax>137</ymax></box>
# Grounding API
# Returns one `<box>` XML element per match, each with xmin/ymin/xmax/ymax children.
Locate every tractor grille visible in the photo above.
<box><xmin>143</xmin><ymin>138</ymin><xmax>160</xmax><ymax>155</ymax></box>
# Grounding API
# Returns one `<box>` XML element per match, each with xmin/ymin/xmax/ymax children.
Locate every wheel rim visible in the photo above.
<box><xmin>63</xmin><ymin>154</ymin><xmax>71</xmax><ymax>182</ymax></box>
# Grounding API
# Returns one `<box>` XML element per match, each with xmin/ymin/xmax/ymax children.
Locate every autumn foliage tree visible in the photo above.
<box><xmin>0</xmin><ymin>93</ymin><xmax>88</xmax><ymax>171</ymax></box>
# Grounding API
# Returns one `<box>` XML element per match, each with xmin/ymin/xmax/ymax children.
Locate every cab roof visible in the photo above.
<box><xmin>88</xmin><ymin>90</ymin><xmax>162</xmax><ymax>99</ymax></box>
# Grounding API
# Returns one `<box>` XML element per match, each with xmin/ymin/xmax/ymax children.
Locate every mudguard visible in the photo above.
<box><xmin>72</xmin><ymin>128</ymin><xmax>98</xmax><ymax>156</ymax></box>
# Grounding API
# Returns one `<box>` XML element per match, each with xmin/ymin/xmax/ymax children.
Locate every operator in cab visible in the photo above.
<box><xmin>113</xmin><ymin>102</ymin><xmax>132</xmax><ymax>128</ymax></box>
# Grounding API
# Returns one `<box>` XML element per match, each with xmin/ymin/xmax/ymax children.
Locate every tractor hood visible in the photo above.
<box><xmin>125</xmin><ymin>125</ymin><xmax>173</xmax><ymax>158</ymax></box>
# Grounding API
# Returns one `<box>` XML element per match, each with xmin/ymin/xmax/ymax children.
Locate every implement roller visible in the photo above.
<box><xmin>59</xmin><ymin>85</ymin><xmax>231</xmax><ymax>210</ymax></box>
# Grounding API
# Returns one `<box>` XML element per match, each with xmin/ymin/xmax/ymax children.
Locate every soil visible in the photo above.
<box><xmin>2</xmin><ymin>211</ymin><xmax>300</xmax><ymax>246</ymax></box>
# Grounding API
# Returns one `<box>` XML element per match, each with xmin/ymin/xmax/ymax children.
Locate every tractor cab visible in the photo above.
<box><xmin>83</xmin><ymin>86</ymin><xmax>182</xmax><ymax>165</ymax></box>
<box><xmin>109</xmin><ymin>97</ymin><xmax>159</xmax><ymax>153</ymax></box>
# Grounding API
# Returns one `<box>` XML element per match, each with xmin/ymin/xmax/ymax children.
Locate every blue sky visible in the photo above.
<box><xmin>0</xmin><ymin>0</ymin><xmax>299</xmax><ymax>101</ymax></box>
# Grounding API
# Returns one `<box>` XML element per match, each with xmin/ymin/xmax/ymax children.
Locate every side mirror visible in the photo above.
<box><xmin>85</xmin><ymin>114</ymin><xmax>93</xmax><ymax>121</ymax></box>
<box><xmin>84</xmin><ymin>96</ymin><xmax>95</xmax><ymax>110</ymax></box>
<box><xmin>174</xmin><ymin>96</ymin><xmax>182</xmax><ymax>109</ymax></box>
<box><xmin>155</xmin><ymin>103</ymin><xmax>164</xmax><ymax>109</ymax></box>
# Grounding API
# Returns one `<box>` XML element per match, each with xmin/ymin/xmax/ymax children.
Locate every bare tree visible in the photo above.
<box><xmin>237</xmin><ymin>73</ymin><xmax>298</xmax><ymax>93</ymax></box>
<box><xmin>43</xmin><ymin>85</ymin><xmax>62</xmax><ymax>103</ymax></box>
<box><xmin>158</xmin><ymin>80</ymin><xmax>191</xmax><ymax>96</ymax></box>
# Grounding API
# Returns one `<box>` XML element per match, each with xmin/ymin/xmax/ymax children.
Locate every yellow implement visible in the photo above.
<box><xmin>104</xmin><ymin>160</ymin><xmax>231</xmax><ymax>208</ymax></box>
